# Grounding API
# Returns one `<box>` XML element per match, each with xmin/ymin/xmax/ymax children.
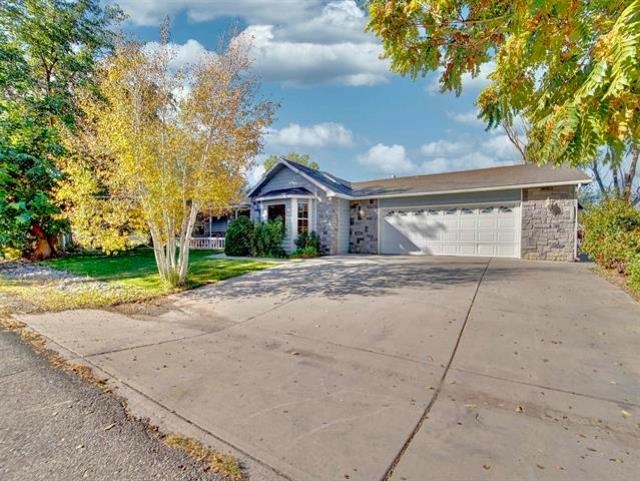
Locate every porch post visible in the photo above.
<box><xmin>290</xmin><ymin>197</ymin><xmax>298</xmax><ymax>249</ymax></box>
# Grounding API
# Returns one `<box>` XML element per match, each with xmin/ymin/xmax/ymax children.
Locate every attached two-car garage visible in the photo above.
<box><xmin>378</xmin><ymin>190</ymin><xmax>522</xmax><ymax>258</ymax></box>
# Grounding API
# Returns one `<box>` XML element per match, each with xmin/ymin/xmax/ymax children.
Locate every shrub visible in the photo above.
<box><xmin>251</xmin><ymin>217</ymin><xmax>286</xmax><ymax>258</ymax></box>
<box><xmin>581</xmin><ymin>198</ymin><xmax>640</xmax><ymax>272</ymax></box>
<box><xmin>292</xmin><ymin>230</ymin><xmax>321</xmax><ymax>258</ymax></box>
<box><xmin>224</xmin><ymin>216</ymin><xmax>253</xmax><ymax>256</ymax></box>
<box><xmin>291</xmin><ymin>245</ymin><xmax>320</xmax><ymax>259</ymax></box>
<box><xmin>628</xmin><ymin>255</ymin><xmax>640</xmax><ymax>292</ymax></box>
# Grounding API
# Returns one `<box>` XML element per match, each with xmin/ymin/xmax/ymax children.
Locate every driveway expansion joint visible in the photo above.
<box><xmin>452</xmin><ymin>366</ymin><xmax>640</xmax><ymax>409</ymax></box>
<box><xmin>281</xmin><ymin>331</ymin><xmax>439</xmax><ymax>368</ymax></box>
<box><xmin>84</xmin><ymin>331</ymin><xmax>214</xmax><ymax>359</ymax></box>
<box><xmin>380</xmin><ymin>258</ymin><xmax>492</xmax><ymax>481</ymax></box>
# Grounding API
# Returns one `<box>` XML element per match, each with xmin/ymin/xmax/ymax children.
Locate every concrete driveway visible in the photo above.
<box><xmin>18</xmin><ymin>256</ymin><xmax>640</xmax><ymax>481</ymax></box>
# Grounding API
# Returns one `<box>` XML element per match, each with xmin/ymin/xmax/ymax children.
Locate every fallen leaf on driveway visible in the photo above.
<box><xmin>621</xmin><ymin>410</ymin><xmax>631</xmax><ymax>418</ymax></box>
<box><xmin>482</xmin><ymin>464</ymin><xmax>491</xmax><ymax>470</ymax></box>
<box><xmin>516</xmin><ymin>405</ymin><xmax>525</xmax><ymax>413</ymax></box>
<box><xmin>464</xmin><ymin>403</ymin><xmax>478</xmax><ymax>409</ymax></box>
<box><xmin>104</xmin><ymin>423</ymin><xmax>116</xmax><ymax>431</ymax></box>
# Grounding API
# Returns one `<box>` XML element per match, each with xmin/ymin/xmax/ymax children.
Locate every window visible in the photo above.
<box><xmin>268</xmin><ymin>204</ymin><xmax>286</xmax><ymax>222</ymax></box>
<box><xmin>298</xmin><ymin>201</ymin><xmax>309</xmax><ymax>234</ymax></box>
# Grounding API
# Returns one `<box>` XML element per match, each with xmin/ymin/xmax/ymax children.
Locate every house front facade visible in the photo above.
<box><xmin>246</xmin><ymin>159</ymin><xmax>591</xmax><ymax>261</ymax></box>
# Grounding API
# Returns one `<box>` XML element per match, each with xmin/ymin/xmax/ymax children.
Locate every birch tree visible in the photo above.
<box><xmin>73</xmin><ymin>29</ymin><xmax>276</xmax><ymax>286</ymax></box>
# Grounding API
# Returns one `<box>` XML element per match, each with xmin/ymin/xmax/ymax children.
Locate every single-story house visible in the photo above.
<box><xmin>246</xmin><ymin>159</ymin><xmax>591</xmax><ymax>261</ymax></box>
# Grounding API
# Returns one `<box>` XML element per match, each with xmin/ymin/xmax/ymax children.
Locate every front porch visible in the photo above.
<box><xmin>250</xmin><ymin>188</ymin><xmax>314</xmax><ymax>253</ymax></box>
<box><xmin>190</xmin><ymin>207</ymin><xmax>249</xmax><ymax>250</ymax></box>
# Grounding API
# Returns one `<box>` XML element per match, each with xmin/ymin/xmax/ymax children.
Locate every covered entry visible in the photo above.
<box><xmin>380</xmin><ymin>203</ymin><xmax>520</xmax><ymax>257</ymax></box>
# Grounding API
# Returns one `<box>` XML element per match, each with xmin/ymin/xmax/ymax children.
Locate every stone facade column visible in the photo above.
<box><xmin>349</xmin><ymin>199</ymin><xmax>378</xmax><ymax>254</ymax></box>
<box><xmin>520</xmin><ymin>186</ymin><xmax>577</xmax><ymax>261</ymax></box>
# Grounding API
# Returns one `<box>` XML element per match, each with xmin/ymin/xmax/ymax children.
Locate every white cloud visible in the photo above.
<box><xmin>419</xmin><ymin>132</ymin><xmax>521</xmax><ymax>174</ymax></box>
<box><xmin>482</xmin><ymin>134</ymin><xmax>520</xmax><ymax>159</ymax></box>
<box><xmin>421</xmin><ymin>152</ymin><xmax>503</xmax><ymax>174</ymax></box>
<box><xmin>279</xmin><ymin>0</ymin><xmax>371</xmax><ymax>43</ymax></box>
<box><xmin>124</xmin><ymin>1</ymin><xmax>391</xmax><ymax>87</ymax></box>
<box><xmin>426</xmin><ymin>61</ymin><xmax>495</xmax><ymax>95</ymax></box>
<box><xmin>357</xmin><ymin>144</ymin><xmax>415</xmax><ymax>174</ymax></box>
<box><xmin>236</xmin><ymin>23</ymin><xmax>389</xmax><ymax>87</ymax></box>
<box><xmin>420</xmin><ymin>139</ymin><xmax>470</xmax><ymax>157</ymax></box>
<box><xmin>265</xmin><ymin>122</ymin><xmax>353</xmax><ymax>148</ymax></box>
<box><xmin>143</xmin><ymin>39</ymin><xmax>211</xmax><ymax>71</ymax></box>
<box><xmin>447</xmin><ymin>110</ymin><xmax>485</xmax><ymax>127</ymax></box>
<box><xmin>246</xmin><ymin>156</ymin><xmax>266</xmax><ymax>186</ymax></box>
<box><xmin>116</xmin><ymin>0</ymin><xmax>322</xmax><ymax>27</ymax></box>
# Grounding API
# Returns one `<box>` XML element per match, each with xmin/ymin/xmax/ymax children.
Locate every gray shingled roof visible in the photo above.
<box><xmin>251</xmin><ymin>160</ymin><xmax>590</xmax><ymax>200</ymax></box>
<box><xmin>351</xmin><ymin>163</ymin><xmax>590</xmax><ymax>198</ymax></box>
<box><xmin>288</xmin><ymin>160</ymin><xmax>353</xmax><ymax>196</ymax></box>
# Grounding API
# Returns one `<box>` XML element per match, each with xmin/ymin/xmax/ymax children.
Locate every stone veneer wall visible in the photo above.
<box><xmin>521</xmin><ymin>186</ymin><xmax>577</xmax><ymax>261</ymax></box>
<box><xmin>316</xmin><ymin>194</ymin><xmax>340</xmax><ymax>255</ymax></box>
<box><xmin>349</xmin><ymin>199</ymin><xmax>378</xmax><ymax>254</ymax></box>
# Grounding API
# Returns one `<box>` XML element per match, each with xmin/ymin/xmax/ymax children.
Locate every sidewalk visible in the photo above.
<box><xmin>0</xmin><ymin>329</ymin><xmax>229</xmax><ymax>481</ymax></box>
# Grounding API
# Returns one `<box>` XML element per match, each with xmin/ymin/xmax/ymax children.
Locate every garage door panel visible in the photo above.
<box><xmin>459</xmin><ymin>230</ymin><xmax>476</xmax><ymax>242</ymax></box>
<box><xmin>477</xmin><ymin>244</ymin><xmax>496</xmax><ymax>256</ymax></box>
<box><xmin>458</xmin><ymin>244</ymin><xmax>476</xmax><ymax>255</ymax></box>
<box><xmin>381</xmin><ymin>204</ymin><xmax>520</xmax><ymax>258</ymax></box>
<box><xmin>497</xmin><ymin>230</ymin><xmax>515</xmax><ymax>242</ymax></box>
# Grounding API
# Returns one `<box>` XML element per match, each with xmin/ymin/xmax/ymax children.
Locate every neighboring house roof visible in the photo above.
<box><xmin>248</xmin><ymin>160</ymin><xmax>591</xmax><ymax>200</ymax></box>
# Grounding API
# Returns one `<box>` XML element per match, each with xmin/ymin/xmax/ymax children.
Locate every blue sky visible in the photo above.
<box><xmin>115</xmin><ymin>0</ymin><xmax>520</xmax><ymax>183</ymax></box>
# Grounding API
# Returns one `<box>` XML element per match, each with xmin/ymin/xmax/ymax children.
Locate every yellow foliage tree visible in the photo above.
<box><xmin>66</xmin><ymin>30</ymin><xmax>276</xmax><ymax>286</ymax></box>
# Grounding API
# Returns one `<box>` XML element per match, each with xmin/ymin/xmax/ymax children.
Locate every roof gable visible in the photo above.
<box><xmin>247</xmin><ymin>159</ymin><xmax>351</xmax><ymax>198</ymax></box>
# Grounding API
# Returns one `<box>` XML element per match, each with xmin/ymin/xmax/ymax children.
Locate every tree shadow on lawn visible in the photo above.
<box><xmin>180</xmin><ymin>257</ymin><xmax>527</xmax><ymax>301</ymax></box>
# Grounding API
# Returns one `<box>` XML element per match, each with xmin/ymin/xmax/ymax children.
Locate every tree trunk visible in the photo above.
<box><xmin>149</xmin><ymin>206</ymin><xmax>199</xmax><ymax>288</ymax></box>
<box><xmin>590</xmin><ymin>159</ymin><xmax>607</xmax><ymax>197</ymax></box>
<box><xmin>623</xmin><ymin>146</ymin><xmax>639</xmax><ymax>202</ymax></box>
<box><xmin>28</xmin><ymin>224</ymin><xmax>56</xmax><ymax>260</ymax></box>
<box><xmin>177</xmin><ymin>204</ymin><xmax>199</xmax><ymax>286</ymax></box>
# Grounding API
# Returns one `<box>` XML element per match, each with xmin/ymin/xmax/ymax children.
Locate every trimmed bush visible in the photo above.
<box><xmin>581</xmin><ymin>198</ymin><xmax>640</xmax><ymax>272</ymax></box>
<box><xmin>292</xmin><ymin>230</ymin><xmax>321</xmax><ymax>258</ymax></box>
<box><xmin>224</xmin><ymin>216</ymin><xmax>253</xmax><ymax>256</ymax></box>
<box><xmin>251</xmin><ymin>217</ymin><xmax>286</xmax><ymax>258</ymax></box>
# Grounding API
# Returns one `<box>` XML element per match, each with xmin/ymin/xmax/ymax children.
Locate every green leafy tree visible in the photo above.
<box><xmin>368</xmin><ymin>0</ymin><xmax>640</xmax><ymax>199</ymax></box>
<box><xmin>263</xmin><ymin>152</ymin><xmax>319</xmax><ymax>171</ymax></box>
<box><xmin>0</xmin><ymin>0</ymin><xmax>123</xmax><ymax>258</ymax></box>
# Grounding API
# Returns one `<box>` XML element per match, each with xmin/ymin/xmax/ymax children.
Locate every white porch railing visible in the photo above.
<box><xmin>190</xmin><ymin>237</ymin><xmax>225</xmax><ymax>250</ymax></box>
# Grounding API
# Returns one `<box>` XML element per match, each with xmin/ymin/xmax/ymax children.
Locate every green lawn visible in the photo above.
<box><xmin>41</xmin><ymin>247</ymin><xmax>271</xmax><ymax>295</ymax></box>
<box><xmin>0</xmin><ymin>248</ymin><xmax>272</xmax><ymax>313</ymax></box>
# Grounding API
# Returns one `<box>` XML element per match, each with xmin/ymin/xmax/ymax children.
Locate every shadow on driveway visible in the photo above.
<box><xmin>182</xmin><ymin>256</ymin><xmax>519</xmax><ymax>301</ymax></box>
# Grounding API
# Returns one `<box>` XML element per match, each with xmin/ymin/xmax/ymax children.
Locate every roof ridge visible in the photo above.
<box><xmin>352</xmin><ymin>162</ymin><xmax>541</xmax><ymax>186</ymax></box>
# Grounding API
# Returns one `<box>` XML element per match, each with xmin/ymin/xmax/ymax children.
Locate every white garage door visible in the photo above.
<box><xmin>380</xmin><ymin>204</ymin><xmax>520</xmax><ymax>257</ymax></box>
